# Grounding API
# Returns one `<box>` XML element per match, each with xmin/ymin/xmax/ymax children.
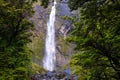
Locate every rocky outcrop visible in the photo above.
<box><xmin>55</xmin><ymin>0</ymin><xmax>75</xmax><ymax>67</ymax></box>
<box><xmin>31</xmin><ymin>70</ymin><xmax>78</xmax><ymax>80</ymax></box>
<box><xmin>30</xmin><ymin>5</ymin><xmax>48</xmax><ymax>36</ymax></box>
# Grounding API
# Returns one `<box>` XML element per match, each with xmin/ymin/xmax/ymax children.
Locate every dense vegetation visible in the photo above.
<box><xmin>0</xmin><ymin>0</ymin><xmax>35</xmax><ymax>79</ymax></box>
<box><xmin>41</xmin><ymin>0</ymin><xmax>49</xmax><ymax>8</ymax></box>
<box><xmin>1</xmin><ymin>0</ymin><xmax>120</xmax><ymax>80</ymax></box>
<box><xmin>67</xmin><ymin>0</ymin><xmax>120</xmax><ymax>80</ymax></box>
<box><xmin>39</xmin><ymin>0</ymin><xmax>120</xmax><ymax>79</ymax></box>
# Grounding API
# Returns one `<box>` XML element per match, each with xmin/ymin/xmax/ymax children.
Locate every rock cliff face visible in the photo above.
<box><xmin>29</xmin><ymin>0</ymin><xmax>75</xmax><ymax>69</ymax></box>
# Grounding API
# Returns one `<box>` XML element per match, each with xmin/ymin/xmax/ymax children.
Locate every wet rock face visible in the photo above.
<box><xmin>31</xmin><ymin>71</ymin><xmax>78</xmax><ymax>80</ymax></box>
<box><xmin>57</xmin><ymin>0</ymin><xmax>70</xmax><ymax>16</ymax></box>
<box><xmin>30</xmin><ymin>0</ymin><xmax>75</xmax><ymax>69</ymax></box>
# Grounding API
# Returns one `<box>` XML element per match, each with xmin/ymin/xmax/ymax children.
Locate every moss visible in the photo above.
<box><xmin>29</xmin><ymin>35</ymin><xmax>45</xmax><ymax>64</ymax></box>
<box><xmin>57</xmin><ymin>36</ymin><xmax>70</xmax><ymax>57</ymax></box>
<box><xmin>32</xmin><ymin>63</ymin><xmax>46</xmax><ymax>74</ymax></box>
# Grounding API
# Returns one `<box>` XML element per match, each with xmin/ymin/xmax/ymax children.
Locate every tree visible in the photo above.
<box><xmin>67</xmin><ymin>0</ymin><xmax>120</xmax><ymax>79</ymax></box>
<box><xmin>0</xmin><ymin>0</ymin><xmax>35</xmax><ymax>79</ymax></box>
<box><xmin>41</xmin><ymin>0</ymin><xmax>49</xmax><ymax>8</ymax></box>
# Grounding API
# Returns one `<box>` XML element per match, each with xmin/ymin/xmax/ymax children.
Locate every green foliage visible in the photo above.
<box><xmin>29</xmin><ymin>36</ymin><xmax>44</xmax><ymax>64</ymax></box>
<box><xmin>0</xmin><ymin>67</ymin><xmax>28</xmax><ymax>80</ymax></box>
<box><xmin>0</xmin><ymin>0</ymin><xmax>36</xmax><ymax>79</ymax></box>
<box><xmin>57</xmin><ymin>36</ymin><xmax>70</xmax><ymax>57</ymax></box>
<box><xmin>32</xmin><ymin>63</ymin><xmax>46</xmax><ymax>74</ymax></box>
<box><xmin>40</xmin><ymin>0</ymin><xmax>49</xmax><ymax>8</ymax></box>
<box><xmin>68</xmin><ymin>0</ymin><xmax>120</xmax><ymax>79</ymax></box>
<box><xmin>70</xmin><ymin>51</ymin><xmax>117</xmax><ymax>80</ymax></box>
<box><xmin>68</xmin><ymin>0</ymin><xmax>91</xmax><ymax>11</ymax></box>
<box><xmin>13</xmin><ymin>67</ymin><xmax>28</xmax><ymax>80</ymax></box>
<box><xmin>40</xmin><ymin>0</ymin><xmax>56</xmax><ymax>8</ymax></box>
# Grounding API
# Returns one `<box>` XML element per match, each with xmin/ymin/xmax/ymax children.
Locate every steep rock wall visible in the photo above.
<box><xmin>29</xmin><ymin>0</ymin><xmax>74</xmax><ymax>69</ymax></box>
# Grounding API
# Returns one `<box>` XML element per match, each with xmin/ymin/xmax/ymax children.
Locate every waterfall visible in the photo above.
<box><xmin>43</xmin><ymin>0</ymin><xmax>57</xmax><ymax>71</ymax></box>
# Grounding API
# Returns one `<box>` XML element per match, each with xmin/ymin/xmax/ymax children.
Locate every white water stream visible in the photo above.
<box><xmin>43</xmin><ymin>0</ymin><xmax>57</xmax><ymax>71</ymax></box>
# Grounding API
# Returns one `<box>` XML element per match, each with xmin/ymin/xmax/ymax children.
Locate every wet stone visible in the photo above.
<box><xmin>31</xmin><ymin>70</ymin><xmax>78</xmax><ymax>80</ymax></box>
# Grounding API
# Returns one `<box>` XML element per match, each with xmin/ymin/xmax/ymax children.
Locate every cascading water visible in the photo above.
<box><xmin>43</xmin><ymin>0</ymin><xmax>57</xmax><ymax>71</ymax></box>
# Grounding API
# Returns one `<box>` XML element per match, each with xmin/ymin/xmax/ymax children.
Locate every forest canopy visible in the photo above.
<box><xmin>67</xmin><ymin>0</ymin><xmax>120</xmax><ymax>79</ymax></box>
<box><xmin>0</xmin><ymin>0</ymin><xmax>35</xmax><ymax>79</ymax></box>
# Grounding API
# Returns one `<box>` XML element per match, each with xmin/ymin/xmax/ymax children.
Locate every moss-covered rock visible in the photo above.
<box><xmin>32</xmin><ymin>63</ymin><xmax>46</xmax><ymax>74</ymax></box>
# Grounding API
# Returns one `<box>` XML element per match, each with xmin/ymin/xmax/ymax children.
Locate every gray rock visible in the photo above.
<box><xmin>31</xmin><ymin>70</ymin><xmax>78</xmax><ymax>80</ymax></box>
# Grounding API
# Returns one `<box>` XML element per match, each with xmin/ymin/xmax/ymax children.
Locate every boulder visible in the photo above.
<box><xmin>31</xmin><ymin>70</ymin><xmax>78</xmax><ymax>80</ymax></box>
